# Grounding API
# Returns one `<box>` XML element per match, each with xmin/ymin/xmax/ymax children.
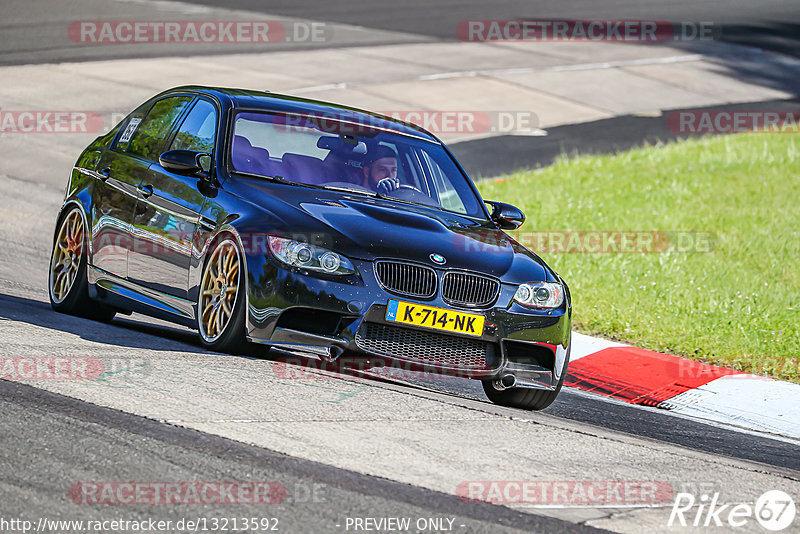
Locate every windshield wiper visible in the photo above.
<box><xmin>373</xmin><ymin>191</ymin><xmax>442</xmax><ymax>211</ymax></box>
<box><xmin>322</xmin><ymin>185</ymin><xmax>378</xmax><ymax>197</ymax></box>
<box><xmin>265</xmin><ymin>174</ymin><xmax>294</xmax><ymax>184</ymax></box>
<box><xmin>232</xmin><ymin>170</ymin><xmax>314</xmax><ymax>188</ymax></box>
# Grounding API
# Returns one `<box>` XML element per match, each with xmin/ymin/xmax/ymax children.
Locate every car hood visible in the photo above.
<box><xmin>232</xmin><ymin>180</ymin><xmax>552</xmax><ymax>282</ymax></box>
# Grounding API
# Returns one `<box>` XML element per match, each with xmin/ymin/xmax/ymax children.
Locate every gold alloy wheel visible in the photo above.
<box><xmin>50</xmin><ymin>208</ymin><xmax>85</xmax><ymax>304</ymax></box>
<box><xmin>199</xmin><ymin>239</ymin><xmax>240</xmax><ymax>342</ymax></box>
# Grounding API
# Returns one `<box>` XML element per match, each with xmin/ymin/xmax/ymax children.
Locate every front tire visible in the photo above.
<box><xmin>49</xmin><ymin>206</ymin><xmax>115</xmax><ymax>322</ymax></box>
<box><xmin>197</xmin><ymin>237</ymin><xmax>248</xmax><ymax>353</ymax></box>
<box><xmin>482</xmin><ymin>341</ymin><xmax>571</xmax><ymax>411</ymax></box>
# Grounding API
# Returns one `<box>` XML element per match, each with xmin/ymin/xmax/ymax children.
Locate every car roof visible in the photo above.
<box><xmin>160</xmin><ymin>85</ymin><xmax>440</xmax><ymax>142</ymax></box>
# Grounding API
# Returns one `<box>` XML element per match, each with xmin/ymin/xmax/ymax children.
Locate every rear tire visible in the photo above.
<box><xmin>197</xmin><ymin>236</ymin><xmax>248</xmax><ymax>353</ymax></box>
<box><xmin>49</xmin><ymin>206</ymin><xmax>116</xmax><ymax>322</ymax></box>
<box><xmin>482</xmin><ymin>340</ymin><xmax>571</xmax><ymax>411</ymax></box>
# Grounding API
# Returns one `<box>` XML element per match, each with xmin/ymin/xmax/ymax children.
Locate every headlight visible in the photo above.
<box><xmin>267</xmin><ymin>236</ymin><xmax>355</xmax><ymax>275</ymax></box>
<box><xmin>513</xmin><ymin>282</ymin><xmax>564</xmax><ymax>309</ymax></box>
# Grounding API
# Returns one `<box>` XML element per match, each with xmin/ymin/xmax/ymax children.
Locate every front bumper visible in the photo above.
<box><xmin>245</xmin><ymin>257</ymin><xmax>571</xmax><ymax>389</ymax></box>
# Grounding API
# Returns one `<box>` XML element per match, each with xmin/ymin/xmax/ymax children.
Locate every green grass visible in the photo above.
<box><xmin>477</xmin><ymin>133</ymin><xmax>800</xmax><ymax>381</ymax></box>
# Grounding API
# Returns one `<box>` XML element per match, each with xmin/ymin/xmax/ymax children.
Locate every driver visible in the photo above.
<box><xmin>359</xmin><ymin>145</ymin><xmax>400</xmax><ymax>194</ymax></box>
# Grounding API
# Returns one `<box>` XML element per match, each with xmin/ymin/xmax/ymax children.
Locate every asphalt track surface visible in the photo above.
<box><xmin>182</xmin><ymin>0</ymin><xmax>800</xmax><ymax>58</ymax></box>
<box><xmin>2</xmin><ymin>378</ymin><xmax>596</xmax><ymax>533</ymax></box>
<box><xmin>3</xmin><ymin>292</ymin><xmax>800</xmax><ymax>475</ymax></box>
<box><xmin>1</xmin><ymin>1</ymin><xmax>800</xmax><ymax>532</ymax></box>
<box><xmin>3</xmin><ymin>0</ymin><xmax>799</xmax><ymax>177</ymax></box>
<box><xmin>4</xmin><ymin>0</ymin><xmax>798</xmax><ymax>64</ymax></box>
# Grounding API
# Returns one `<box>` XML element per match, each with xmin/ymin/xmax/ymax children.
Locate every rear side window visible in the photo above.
<box><xmin>114</xmin><ymin>101</ymin><xmax>152</xmax><ymax>152</ymax></box>
<box><xmin>170</xmin><ymin>99</ymin><xmax>217</xmax><ymax>154</ymax></box>
<box><xmin>127</xmin><ymin>96</ymin><xmax>193</xmax><ymax>161</ymax></box>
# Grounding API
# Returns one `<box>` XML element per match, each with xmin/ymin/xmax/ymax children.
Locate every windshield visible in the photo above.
<box><xmin>230</xmin><ymin>111</ymin><xmax>486</xmax><ymax>218</ymax></box>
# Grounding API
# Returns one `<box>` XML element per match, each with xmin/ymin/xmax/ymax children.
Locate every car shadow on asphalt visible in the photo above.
<box><xmin>0</xmin><ymin>292</ymin><xmax>523</xmax><ymax>406</ymax></box>
<box><xmin>0</xmin><ymin>292</ymin><xmax>209</xmax><ymax>354</ymax></box>
<box><xmin>0</xmin><ymin>291</ymin><xmax>309</xmax><ymax>364</ymax></box>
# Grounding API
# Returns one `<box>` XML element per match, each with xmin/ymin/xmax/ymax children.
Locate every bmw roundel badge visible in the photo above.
<box><xmin>430</xmin><ymin>253</ymin><xmax>446</xmax><ymax>265</ymax></box>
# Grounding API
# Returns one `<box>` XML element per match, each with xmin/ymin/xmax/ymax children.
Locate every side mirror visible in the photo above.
<box><xmin>159</xmin><ymin>150</ymin><xmax>211</xmax><ymax>177</ymax></box>
<box><xmin>486</xmin><ymin>200</ymin><xmax>525</xmax><ymax>230</ymax></box>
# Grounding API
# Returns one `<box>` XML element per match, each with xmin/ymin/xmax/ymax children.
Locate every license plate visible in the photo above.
<box><xmin>385</xmin><ymin>300</ymin><xmax>484</xmax><ymax>337</ymax></box>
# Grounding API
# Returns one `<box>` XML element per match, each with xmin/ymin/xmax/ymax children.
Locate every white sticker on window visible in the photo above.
<box><xmin>118</xmin><ymin>118</ymin><xmax>142</xmax><ymax>143</ymax></box>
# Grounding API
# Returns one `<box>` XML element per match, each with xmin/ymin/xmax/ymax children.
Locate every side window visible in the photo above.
<box><xmin>402</xmin><ymin>151</ymin><xmax>422</xmax><ymax>189</ymax></box>
<box><xmin>127</xmin><ymin>96</ymin><xmax>193</xmax><ymax>161</ymax></box>
<box><xmin>114</xmin><ymin>101</ymin><xmax>152</xmax><ymax>152</ymax></box>
<box><xmin>170</xmin><ymin>99</ymin><xmax>217</xmax><ymax>154</ymax></box>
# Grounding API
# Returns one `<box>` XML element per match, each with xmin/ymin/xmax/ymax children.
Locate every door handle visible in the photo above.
<box><xmin>137</xmin><ymin>184</ymin><xmax>154</xmax><ymax>198</ymax></box>
<box><xmin>98</xmin><ymin>167</ymin><xmax>111</xmax><ymax>181</ymax></box>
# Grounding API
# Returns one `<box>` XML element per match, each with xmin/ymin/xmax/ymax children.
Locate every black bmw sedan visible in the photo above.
<box><xmin>49</xmin><ymin>86</ymin><xmax>572</xmax><ymax>410</ymax></box>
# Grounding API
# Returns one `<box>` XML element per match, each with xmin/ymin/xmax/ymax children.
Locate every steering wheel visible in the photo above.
<box><xmin>389</xmin><ymin>184</ymin><xmax>439</xmax><ymax>207</ymax></box>
<box><xmin>397</xmin><ymin>184</ymin><xmax>422</xmax><ymax>193</ymax></box>
<box><xmin>376</xmin><ymin>179</ymin><xmax>423</xmax><ymax>195</ymax></box>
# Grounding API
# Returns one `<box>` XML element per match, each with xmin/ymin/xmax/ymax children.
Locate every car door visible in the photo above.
<box><xmin>128</xmin><ymin>97</ymin><xmax>218</xmax><ymax>299</ymax></box>
<box><xmin>90</xmin><ymin>102</ymin><xmax>154</xmax><ymax>279</ymax></box>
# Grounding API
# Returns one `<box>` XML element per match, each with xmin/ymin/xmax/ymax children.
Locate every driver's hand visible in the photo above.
<box><xmin>376</xmin><ymin>177</ymin><xmax>400</xmax><ymax>194</ymax></box>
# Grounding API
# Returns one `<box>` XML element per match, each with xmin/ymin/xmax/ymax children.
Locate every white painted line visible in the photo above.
<box><xmin>293</xmin><ymin>54</ymin><xmax>710</xmax><ymax>93</ymax></box>
<box><xmin>111</xmin><ymin>0</ymin><xmax>217</xmax><ymax>15</ymax></box>
<box><xmin>514</xmin><ymin>504</ymin><xmax>673</xmax><ymax>510</ymax></box>
<box><xmin>565</xmin><ymin>380</ymin><xmax>800</xmax><ymax>445</ymax></box>
<box><xmin>544</xmin><ymin>54</ymin><xmax>706</xmax><ymax>73</ymax></box>
<box><xmin>663</xmin><ymin>374</ymin><xmax>800</xmax><ymax>440</ymax></box>
<box><xmin>291</xmin><ymin>82</ymin><xmax>349</xmax><ymax>94</ymax></box>
<box><xmin>418</xmin><ymin>54</ymin><xmax>706</xmax><ymax>81</ymax></box>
